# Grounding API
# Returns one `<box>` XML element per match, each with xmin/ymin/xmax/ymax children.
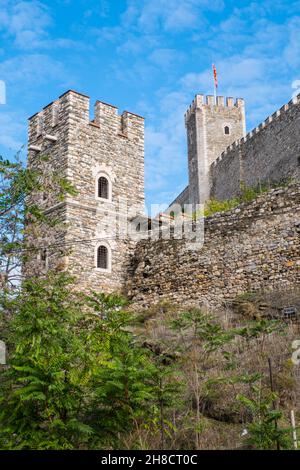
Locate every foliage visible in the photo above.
<box><xmin>0</xmin><ymin>154</ymin><xmax>38</xmax><ymax>290</ymax></box>
<box><xmin>204</xmin><ymin>197</ymin><xmax>240</xmax><ymax>217</ymax></box>
<box><xmin>169</xmin><ymin>309</ymin><xmax>238</xmax><ymax>448</ymax></box>
<box><xmin>0</xmin><ymin>273</ymin><xmax>93</xmax><ymax>449</ymax></box>
<box><xmin>235</xmin><ymin>319</ymin><xmax>283</xmax><ymax>340</ymax></box>
<box><xmin>0</xmin><ymin>274</ymin><xmax>183</xmax><ymax>450</ymax></box>
<box><xmin>0</xmin><ymin>153</ymin><xmax>76</xmax><ymax>292</ymax></box>
<box><xmin>237</xmin><ymin>385</ymin><xmax>291</xmax><ymax>450</ymax></box>
<box><xmin>0</xmin><ymin>272</ymin><xmax>297</xmax><ymax>449</ymax></box>
<box><xmin>85</xmin><ymin>293</ymin><xmax>182</xmax><ymax>449</ymax></box>
<box><xmin>203</xmin><ymin>179</ymin><xmax>292</xmax><ymax>217</ymax></box>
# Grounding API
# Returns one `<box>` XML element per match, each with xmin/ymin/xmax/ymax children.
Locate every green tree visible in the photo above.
<box><xmin>86</xmin><ymin>292</ymin><xmax>157</xmax><ymax>449</ymax></box>
<box><xmin>0</xmin><ymin>273</ymin><xmax>94</xmax><ymax>449</ymax></box>
<box><xmin>82</xmin><ymin>293</ymin><xmax>182</xmax><ymax>450</ymax></box>
<box><xmin>147</xmin><ymin>356</ymin><xmax>182</xmax><ymax>450</ymax></box>
<box><xmin>0</xmin><ymin>153</ymin><xmax>77</xmax><ymax>364</ymax></box>
<box><xmin>0</xmin><ymin>153</ymin><xmax>76</xmax><ymax>293</ymax></box>
<box><xmin>0</xmin><ymin>154</ymin><xmax>37</xmax><ymax>291</ymax></box>
<box><xmin>170</xmin><ymin>309</ymin><xmax>235</xmax><ymax>449</ymax></box>
<box><xmin>1</xmin><ymin>282</ymin><xmax>173</xmax><ymax>450</ymax></box>
<box><xmin>237</xmin><ymin>385</ymin><xmax>291</xmax><ymax>450</ymax></box>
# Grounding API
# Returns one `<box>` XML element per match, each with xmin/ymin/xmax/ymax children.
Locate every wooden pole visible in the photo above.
<box><xmin>290</xmin><ymin>409</ymin><xmax>298</xmax><ymax>449</ymax></box>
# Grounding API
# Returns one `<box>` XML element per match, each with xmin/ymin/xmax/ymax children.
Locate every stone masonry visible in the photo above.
<box><xmin>127</xmin><ymin>184</ymin><xmax>300</xmax><ymax>308</ymax></box>
<box><xmin>25</xmin><ymin>89</ymin><xmax>300</xmax><ymax>302</ymax></box>
<box><xmin>171</xmin><ymin>93</ymin><xmax>300</xmax><ymax>207</ymax></box>
<box><xmin>210</xmin><ymin>95</ymin><xmax>300</xmax><ymax>201</ymax></box>
<box><xmin>169</xmin><ymin>94</ymin><xmax>246</xmax><ymax>207</ymax></box>
<box><xmin>185</xmin><ymin>94</ymin><xmax>246</xmax><ymax>206</ymax></box>
<box><xmin>25</xmin><ymin>90</ymin><xmax>144</xmax><ymax>292</ymax></box>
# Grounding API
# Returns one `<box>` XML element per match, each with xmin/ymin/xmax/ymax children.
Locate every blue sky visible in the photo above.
<box><xmin>0</xmin><ymin>0</ymin><xmax>300</xmax><ymax>206</ymax></box>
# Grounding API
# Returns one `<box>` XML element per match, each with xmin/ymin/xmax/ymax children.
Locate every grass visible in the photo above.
<box><xmin>203</xmin><ymin>179</ymin><xmax>292</xmax><ymax>218</ymax></box>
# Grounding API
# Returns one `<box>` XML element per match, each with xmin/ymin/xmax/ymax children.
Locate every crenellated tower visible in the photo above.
<box><xmin>185</xmin><ymin>94</ymin><xmax>246</xmax><ymax>205</ymax></box>
<box><xmin>25</xmin><ymin>90</ymin><xmax>145</xmax><ymax>293</ymax></box>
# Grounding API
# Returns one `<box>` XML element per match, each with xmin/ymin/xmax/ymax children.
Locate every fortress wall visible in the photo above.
<box><xmin>209</xmin><ymin>143</ymin><xmax>241</xmax><ymax>201</ymax></box>
<box><xmin>169</xmin><ymin>185</ymin><xmax>189</xmax><ymax>208</ymax></box>
<box><xmin>126</xmin><ymin>184</ymin><xmax>300</xmax><ymax>308</ymax></box>
<box><xmin>210</xmin><ymin>95</ymin><xmax>300</xmax><ymax>201</ymax></box>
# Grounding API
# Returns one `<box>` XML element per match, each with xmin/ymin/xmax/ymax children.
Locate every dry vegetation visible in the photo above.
<box><xmin>128</xmin><ymin>288</ymin><xmax>300</xmax><ymax>449</ymax></box>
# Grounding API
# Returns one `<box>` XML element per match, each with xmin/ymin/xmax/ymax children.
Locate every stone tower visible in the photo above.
<box><xmin>26</xmin><ymin>90</ymin><xmax>145</xmax><ymax>293</ymax></box>
<box><xmin>185</xmin><ymin>94</ymin><xmax>246</xmax><ymax>205</ymax></box>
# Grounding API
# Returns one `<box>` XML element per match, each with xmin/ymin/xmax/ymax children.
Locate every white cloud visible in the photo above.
<box><xmin>149</xmin><ymin>48</ymin><xmax>184</xmax><ymax>68</ymax></box>
<box><xmin>127</xmin><ymin>0</ymin><xmax>224</xmax><ymax>33</ymax></box>
<box><xmin>0</xmin><ymin>53</ymin><xmax>72</xmax><ymax>155</ymax></box>
<box><xmin>0</xmin><ymin>1</ymin><xmax>51</xmax><ymax>49</ymax></box>
<box><xmin>0</xmin><ymin>0</ymin><xmax>85</xmax><ymax>51</ymax></box>
<box><xmin>283</xmin><ymin>17</ymin><xmax>300</xmax><ymax>67</ymax></box>
<box><xmin>0</xmin><ymin>54</ymin><xmax>68</xmax><ymax>85</ymax></box>
<box><xmin>96</xmin><ymin>0</ymin><xmax>224</xmax><ymax>49</ymax></box>
<box><xmin>142</xmin><ymin>4</ymin><xmax>300</xmax><ymax>204</ymax></box>
<box><xmin>0</xmin><ymin>110</ymin><xmax>24</xmax><ymax>150</ymax></box>
<box><xmin>144</xmin><ymin>90</ymin><xmax>190</xmax><ymax>203</ymax></box>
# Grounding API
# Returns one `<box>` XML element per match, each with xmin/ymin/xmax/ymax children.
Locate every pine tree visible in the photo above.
<box><xmin>0</xmin><ymin>273</ymin><xmax>94</xmax><ymax>449</ymax></box>
<box><xmin>237</xmin><ymin>385</ymin><xmax>291</xmax><ymax>449</ymax></box>
<box><xmin>85</xmin><ymin>292</ymin><xmax>156</xmax><ymax>449</ymax></box>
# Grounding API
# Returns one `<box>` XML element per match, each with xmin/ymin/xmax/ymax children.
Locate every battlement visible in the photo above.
<box><xmin>211</xmin><ymin>93</ymin><xmax>300</xmax><ymax>168</ymax></box>
<box><xmin>25</xmin><ymin>89</ymin><xmax>145</xmax><ymax>294</ymax></box>
<box><xmin>28</xmin><ymin>90</ymin><xmax>144</xmax><ymax>150</ymax></box>
<box><xmin>185</xmin><ymin>94</ymin><xmax>244</xmax><ymax>123</ymax></box>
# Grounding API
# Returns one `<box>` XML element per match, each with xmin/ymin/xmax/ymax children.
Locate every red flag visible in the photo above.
<box><xmin>212</xmin><ymin>64</ymin><xmax>218</xmax><ymax>89</ymax></box>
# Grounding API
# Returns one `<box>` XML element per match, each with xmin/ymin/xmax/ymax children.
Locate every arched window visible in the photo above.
<box><xmin>95</xmin><ymin>243</ymin><xmax>111</xmax><ymax>271</ymax></box>
<box><xmin>224</xmin><ymin>125</ymin><xmax>230</xmax><ymax>135</ymax></box>
<box><xmin>97</xmin><ymin>245</ymin><xmax>108</xmax><ymax>269</ymax></box>
<box><xmin>95</xmin><ymin>171</ymin><xmax>112</xmax><ymax>201</ymax></box>
<box><xmin>98</xmin><ymin>176</ymin><xmax>109</xmax><ymax>199</ymax></box>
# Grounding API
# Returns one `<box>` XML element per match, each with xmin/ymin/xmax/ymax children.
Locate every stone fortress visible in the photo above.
<box><xmin>25</xmin><ymin>89</ymin><xmax>300</xmax><ymax>306</ymax></box>
<box><xmin>172</xmin><ymin>93</ymin><xmax>299</xmax><ymax>206</ymax></box>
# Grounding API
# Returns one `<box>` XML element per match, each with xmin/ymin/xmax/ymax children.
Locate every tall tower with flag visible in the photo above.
<box><xmin>184</xmin><ymin>66</ymin><xmax>246</xmax><ymax>205</ymax></box>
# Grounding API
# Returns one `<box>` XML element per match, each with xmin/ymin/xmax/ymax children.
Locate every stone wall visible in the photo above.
<box><xmin>210</xmin><ymin>95</ymin><xmax>300</xmax><ymax>201</ymax></box>
<box><xmin>126</xmin><ymin>184</ymin><xmax>300</xmax><ymax>308</ymax></box>
<box><xmin>25</xmin><ymin>89</ymin><xmax>300</xmax><ymax>302</ymax></box>
<box><xmin>169</xmin><ymin>185</ymin><xmax>189</xmax><ymax>208</ymax></box>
